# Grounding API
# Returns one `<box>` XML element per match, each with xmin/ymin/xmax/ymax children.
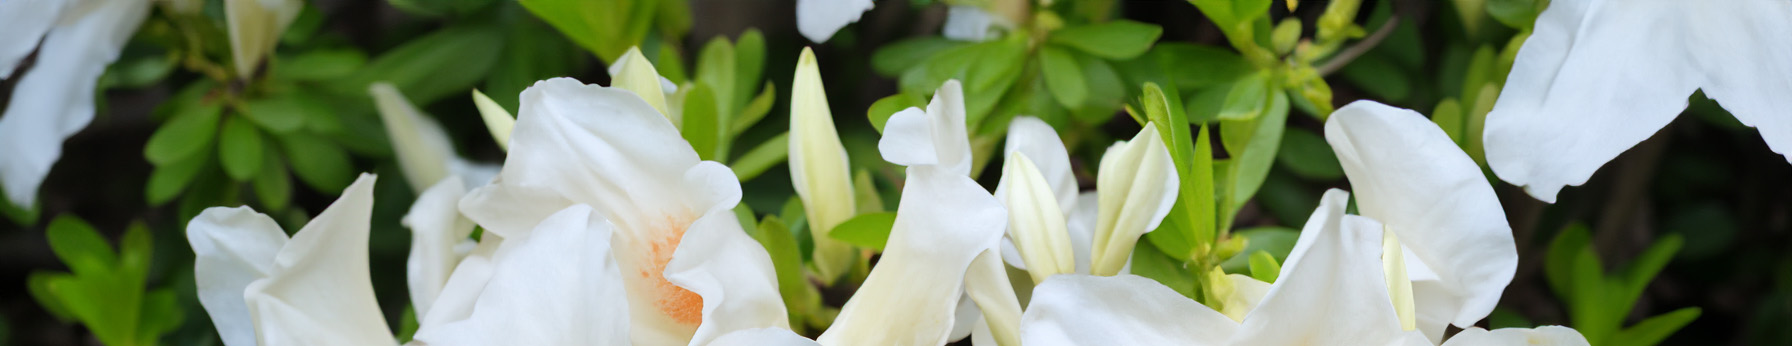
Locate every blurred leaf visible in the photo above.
<box><xmin>1048</xmin><ymin>20</ymin><xmax>1163</xmax><ymax>60</ymax></box>
<box><xmin>1611</xmin><ymin>307</ymin><xmax>1702</xmax><ymax>346</ymax></box>
<box><xmin>276</xmin><ymin>49</ymin><xmax>366</xmax><ymax>81</ymax></box>
<box><xmin>1432</xmin><ymin>98</ymin><xmax>1466</xmax><ymax>146</ymax></box>
<box><xmin>240</xmin><ymin>91</ymin><xmax>326</xmax><ymax>133</ymax></box>
<box><xmin>1130</xmin><ymin>238</ymin><xmax>1198</xmax><ymax>299</ymax></box>
<box><xmin>829</xmin><ymin>212</ymin><xmax>896</xmax><ymax>251</ymax></box>
<box><xmin>1545</xmin><ymin>224</ymin><xmax>1593</xmax><ymax>299</ymax></box>
<box><xmin>1220</xmin><ymin>226</ymin><xmax>1299</xmax><ymax>272</ymax></box>
<box><xmin>853</xmin><ymin>170</ymin><xmax>883</xmax><ymax>214</ymax></box>
<box><xmin>1339</xmin><ymin>56</ymin><xmax>1412</xmax><ymax>101</ymax></box>
<box><xmin>655</xmin><ymin>0</ymin><xmax>692</xmax><ymax>39</ymax></box>
<box><xmin>734</xmin><ymin>29</ymin><xmax>766</xmax><ymax>107</ymax></box>
<box><xmin>1248</xmin><ymin>250</ymin><xmax>1280</xmax><ymax>283</ymax></box>
<box><xmin>1220</xmin><ymin>92</ymin><xmax>1289</xmax><ymax>207</ymax></box>
<box><xmin>135</xmin><ymin>289</ymin><xmax>183</xmax><ymax>345</ymax></box>
<box><xmin>1039</xmin><ymin>45</ymin><xmax>1088</xmax><ymax>109</ymax></box>
<box><xmin>1665</xmin><ymin>203</ymin><xmax>1737</xmax><ymax>261</ymax></box>
<box><xmin>868</xmin><ymin>93</ymin><xmax>924</xmax><ymax>134</ymax></box>
<box><xmin>143</xmin><ymin>101</ymin><xmax>222</xmax><ymax>166</ymax></box>
<box><xmin>279</xmin><ymin>133</ymin><xmax>354</xmax><ymax>193</ymax></box>
<box><xmin>386</xmin><ymin>0</ymin><xmax>498</xmax><ymax>17</ymax></box>
<box><xmin>731</xmin><ymin>82</ymin><xmax>777</xmax><ymax>135</ymax></box>
<box><xmin>696</xmin><ymin>37</ymin><xmax>738</xmax><ymax>120</ymax></box>
<box><xmin>1218</xmin><ymin>71</ymin><xmax>1270</xmax><ymax>120</ymax></box>
<box><xmin>46</xmin><ymin>216</ymin><xmax>114</xmax><ymax>277</ymax></box>
<box><xmin>219</xmin><ymin>117</ymin><xmax>265</xmax><ymax>181</ymax></box>
<box><xmin>752</xmin><ymin>215</ymin><xmax>822</xmax><ymax>329</ymax></box>
<box><xmin>1486</xmin><ymin>0</ymin><xmax>1544</xmax><ymax>30</ymax></box>
<box><xmin>486</xmin><ymin>18</ymin><xmax>585</xmax><ymax>112</ymax></box>
<box><xmin>27</xmin><ymin>272</ymin><xmax>76</xmax><ymax>322</ymax></box>
<box><xmin>252</xmin><ymin>145</ymin><xmax>292</xmax><ymax>210</ymax></box>
<box><xmin>0</xmin><ymin>184</ymin><xmax>40</xmax><ymax>226</ymax></box>
<box><xmin>521</xmin><ymin>0</ymin><xmax>657</xmax><ymax>63</ymax></box>
<box><xmin>681</xmin><ymin>83</ymin><xmax>722</xmax><ymax>161</ymax></box>
<box><xmin>1275</xmin><ymin>128</ymin><xmax>1343</xmax><ymax>180</ymax></box>
<box><xmin>1155</xmin><ymin>43</ymin><xmax>1253</xmax><ymax>90</ymax></box>
<box><xmin>338</xmin><ymin>24</ymin><xmax>504</xmax><ymax>105</ymax></box>
<box><xmin>1072</xmin><ymin>53</ymin><xmax>1127</xmax><ymax>124</ymax></box>
<box><xmin>1619</xmin><ymin>235</ymin><xmax>1682</xmax><ymax>311</ymax></box>
<box><xmin>145</xmin><ymin>148</ymin><xmax>210</xmax><ymax>206</ymax></box>
<box><xmin>731</xmin><ymin>133</ymin><xmax>789</xmax><ymax>182</ymax></box>
<box><xmin>99</xmin><ymin>54</ymin><xmax>175</xmax><ymax>89</ymax></box>
<box><xmin>873</xmin><ymin>37</ymin><xmax>964</xmax><ymax>76</ymax></box>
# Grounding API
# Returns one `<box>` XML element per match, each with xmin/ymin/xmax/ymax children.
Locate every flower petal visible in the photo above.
<box><xmin>877</xmin><ymin>80</ymin><xmax>973</xmax><ymax>175</ymax></box>
<box><xmin>994</xmin><ymin>116</ymin><xmax>1078</xmax><ymax>214</ymax></box>
<box><xmin>1232</xmin><ymin>189</ymin><xmax>1420</xmax><ymax>345</ymax></box>
<box><xmin>1066</xmin><ymin>192</ymin><xmax>1098</xmax><ymax>274</ymax></box>
<box><xmin>0</xmin><ymin>0</ymin><xmax>63</xmax><ymax>79</ymax></box>
<box><xmin>963</xmin><ymin>250</ymin><xmax>1022</xmax><ymax>346</ymax></box>
<box><xmin>943</xmin><ymin>5</ymin><xmax>999</xmax><ymax>42</ymax></box>
<box><xmin>1327</xmin><ymin>101</ymin><xmax>1517</xmax><ymax>330</ymax></box>
<box><xmin>404</xmin><ymin>177</ymin><xmax>474</xmax><ymax>318</ymax></box>
<box><xmin>664</xmin><ymin>202</ymin><xmax>790</xmax><ymax>345</ymax></box>
<box><xmin>225</xmin><ymin>0</ymin><xmax>300</xmax><ymax>77</ymax></box>
<box><xmin>877</xmin><ymin>107</ymin><xmax>940</xmax><ymax>166</ymax></box>
<box><xmin>241</xmin><ymin>174</ymin><xmax>393</xmax><ymax>345</ymax></box>
<box><xmin>795</xmin><ymin>0</ymin><xmax>873</xmax><ymax>43</ymax></box>
<box><xmin>1089</xmin><ymin>124</ymin><xmax>1178</xmax><ymax>276</ymax></box>
<box><xmin>410</xmin><ymin>205</ymin><xmax>632</xmax><ymax>345</ymax></box>
<box><xmin>189</xmin><ymin>206</ymin><xmax>290</xmax><ymax>346</ymax></box>
<box><xmin>1020</xmin><ymin>274</ymin><xmax>1236</xmax><ymax>346</ymax></box>
<box><xmin>1483</xmin><ymin>0</ymin><xmax>1792</xmax><ymax>202</ymax></box>
<box><xmin>996</xmin><ymin>151</ymin><xmax>1075</xmax><ymax>282</ymax></box>
<box><xmin>461</xmin><ymin>77</ymin><xmax>698</xmax><ymax>237</ymax></box>
<box><xmin>710</xmin><ymin>328</ymin><xmax>822</xmax><ymax>346</ymax></box>
<box><xmin>416</xmin><ymin>233</ymin><xmax>502</xmax><ymax>328</ymax></box>
<box><xmin>0</xmin><ymin>0</ymin><xmax>148</xmax><ymax>207</ymax></box>
<box><xmin>818</xmin><ymin>167</ymin><xmax>1006</xmax><ymax>345</ymax></box>
<box><xmin>1441</xmin><ymin>326</ymin><xmax>1591</xmax><ymax>346</ymax></box>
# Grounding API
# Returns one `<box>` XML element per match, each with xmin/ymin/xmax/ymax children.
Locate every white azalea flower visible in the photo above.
<box><xmin>1482</xmin><ymin>0</ymin><xmax>1792</xmax><ymax>203</ymax></box>
<box><xmin>225</xmin><ymin>0</ymin><xmax>301</xmax><ymax>79</ymax></box>
<box><xmin>796</xmin><ymin>0</ymin><xmax>874</xmax><ymax>43</ymax></box>
<box><xmin>1328</xmin><ymin>100</ymin><xmax>1518</xmax><ymax>342</ymax></box>
<box><xmin>369</xmin><ymin>83</ymin><xmax>499</xmax><ymax>191</ymax></box>
<box><xmin>943</xmin><ymin>5</ymin><xmax>1001</xmax><ymax>42</ymax></box>
<box><xmin>188</xmin><ymin>174</ymin><xmax>395</xmax><ymax>346</ymax></box>
<box><xmin>789</xmin><ymin>47</ymin><xmax>859</xmax><ymax>283</ymax></box>
<box><xmin>402</xmin><ymin>177</ymin><xmax>477</xmax><ymax>319</ymax></box>
<box><xmin>457</xmin><ymin>77</ymin><xmax>790</xmax><ymax>345</ymax></box>
<box><xmin>820</xmin><ymin>80</ymin><xmax>1010</xmax><ymax>345</ymax></box>
<box><xmin>0</xmin><ymin>0</ymin><xmax>150</xmax><ymax>208</ymax></box>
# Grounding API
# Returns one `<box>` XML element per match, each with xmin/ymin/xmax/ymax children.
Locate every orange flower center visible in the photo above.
<box><xmin>640</xmin><ymin>215</ymin><xmax>704</xmax><ymax>325</ymax></box>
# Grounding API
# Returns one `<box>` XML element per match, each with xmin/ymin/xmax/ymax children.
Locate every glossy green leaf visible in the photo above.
<box><xmin>1218</xmin><ymin>71</ymin><xmax>1270</xmax><ymax>120</ymax></box>
<box><xmin>520</xmin><ymin>0</ymin><xmax>656</xmax><ymax>63</ymax></box>
<box><xmin>1155</xmin><ymin>43</ymin><xmax>1254</xmax><ymax>90</ymax></box>
<box><xmin>143</xmin><ymin>101</ymin><xmax>222</xmax><ymax>166</ymax></box>
<box><xmin>1610</xmin><ymin>307</ymin><xmax>1702</xmax><ymax>346</ymax></box>
<box><xmin>145</xmin><ymin>148</ymin><xmax>210</xmax><ymax>206</ymax></box>
<box><xmin>241</xmin><ymin>92</ymin><xmax>327</xmax><ymax>133</ymax></box>
<box><xmin>1130</xmin><ymin>239</ymin><xmax>1199</xmax><ymax>299</ymax></box>
<box><xmin>279</xmin><ymin>133</ymin><xmax>354</xmax><ymax>193</ymax></box>
<box><xmin>828</xmin><ymin>212</ymin><xmax>896</xmax><ymax>251</ymax></box>
<box><xmin>872</xmin><ymin>37</ymin><xmax>964</xmax><ymax>76</ymax></box>
<box><xmin>1220</xmin><ymin>92</ymin><xmax>1289</xmax><ymax>207</ymax></box>
<box><xmin>681</xmin><ymin>83</ymin><xmax>723</xmax><ymax>161</ymax></box>
<box><xmin>731</xmin><ymin>82</ymin><xmax>777</xmax><ymax>135</ymax></box>
<box><xmin>1275</xmin><ymin>128</ymin><xmax>1343</xmax><ymax>180</ymax></box>
<box><xmin>731</xmin><ymin>133</ymin><xmax>789</xmax><ymax>182</ymax></box>
<box><xmin>1039</xmin><ymin>45</ymin><xmax>1089</xmax><ymax>109</ymax></box>
<box><xmin>1248</xmin><ymin>250</ymin><xmax>1281</xmax><ymax>283</ymax></box>
<box><xmin>219</xmin><ymin>117</ymin><xmax>265</xmax><ymax>181</ymax></box>
<box><xmin>253</xmin><ymin>146</ymin><xmax>292</xmax><ymax>210</ymax></box>
<box><xmin>337</xmin><ymin>24</ymin><xmax>503</xmax><ymax>105</ymax></box>
<box><xmin>1048</xmin><ymin>20</ymin><xmax>1163</xmax><ymax>60</ymax></box>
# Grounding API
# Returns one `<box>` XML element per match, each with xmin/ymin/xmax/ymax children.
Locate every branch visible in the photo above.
<box><xmin>1316</xmin><ymin>16</ymin><xmax>1401</xmax><ymax>76</ymax></box>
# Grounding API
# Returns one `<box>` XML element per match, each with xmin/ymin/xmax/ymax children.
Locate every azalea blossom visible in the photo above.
<box><xmin>796</xmin><ymin>0</ymin><xmax>874</xmax><ymax>43</ymax></box>
<box><xmin>789</xmin><ymin>47</ymin><xmax>860</xmax><ymax>283</ymax></box>
<box><xmin>820</xmin><ymin>80</ymin><xmax>1010</xmax><ymax>345</ymax></box>
<box><xmin>225</xmin><ymin>0</ymin><xmax>301</xmax><ymax>79</ymax></box>
<box><xmin>0</xmin><ymin>0</ymin><xmax>150</xmax><ymax>208</ymax></box>
<box><xmin>455</xmin><ymin>77</ymin><xmax>790</xmax><ymax>345</ymax></box>
<box><xmin>1483</xmin><ymin>0</ymin><xmax>1792</xmax><ymax>203</ymax></box>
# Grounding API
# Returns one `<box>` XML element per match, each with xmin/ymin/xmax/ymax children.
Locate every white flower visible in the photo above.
<box><xmin>1088</xmin><ymin>123</ymin><xmax>1178</xmax><ymax>276</ymax></box>
<box><xmin>820</xmin><ymin>80</ymin><xmax>1010</xmax><ymax>345</ymax></box>
<box><xmin>943</xmin><ymin>5</ymin><xmax>1001</xmax><ymax>42</ymax></box>
<box><xmin>788</xmin><ymin>47</ymin><xmax>859</xmax><ymax>283</ymax></box>
<box><xmin>0</xmin><ymin>0</ymin><xmax>150</xmax><ymax>208</ymax></box>
<box><xmin>1482</xmin><ymin>0</ymin><xmax>1792</xmax><ymax>203</ymax></box>
<box><xmin>225</xmin><ymin>0</ymin><xmax>301</xmax><ymax>79</ymax></box>
<box><xmin>369</xmin><ymin>83</ymin><xmax>499</xmax><ymax>192</ymax></box>
<box><xmin>469</xmin><ymin>89</ymin><xmax>514</xmax><ymax>151</ymax></box>
<box><xmin>796</xmin><ymin>0</ymin><xmax>874</xmax><ymax>43</ymax></box>
<box><xmin>456</xmin><ymin>77</ymin><xmax>790</xmax><ymax>345</ymax></box>
<box><xmin>401</xmin><ymin>177</ymin><xmax>477</xmax><ymax>319</ymax></box>
<box><xmin>188</xmin><ymin>174</ymin><xmax>396</xmax><ymax>346</ymax></box>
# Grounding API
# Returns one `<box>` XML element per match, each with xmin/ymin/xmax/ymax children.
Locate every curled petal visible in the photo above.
<box><xmin>241</xmin><ymin>174</ymin><xmax>393</xmax><ymax>345</ymax></box>
<box><xmin>189</xmin><ymin>206</ymin><xmax>289</xmax><ymax>346</ymax></box>
<box><xmin>1020</xmin><ymin>274</ymin><xmax>1236</xmax><ymax>346</ymax></box>
<box><xmin>877</xmin><ymin>80</ymin><xmax>973</xmax><ymax>175</ymax></box>
<box><xmin>1327</xmin><ymin>101</ymin><xmax>1517</xmax><ymax>331</ymax></box>
<box><xmin>666</xmin><ymin>206</ymin><xmax>790</xmax><ymax>345</ymax></box>
<box><xmin>997</xmin><ymin>152</ymin><xmax>1074</xmax><ymax>282</ymax></box>
<box><xmin>1089</xmin><ymin>124</ymin><xmax>1178</xmax><ymax>276</ymax></box>
<box><xmin>404</xmin><ymin>177</ymin><xmax>474</xmax><ymax>318</ymax></box>
<box><xmin>795</xmin><ymin>0</ymin><xmax>873</xmax><ymax>43</ymax></box>
<box><xmin>1441</xmin><ymin>326</ymin><xmax>1590</xmax><ymax>346</ymax></box>
<box><xmin>1484</xmin><ymin>0</ymin><xmax>1792</xmax><ymax>202</ymax></box>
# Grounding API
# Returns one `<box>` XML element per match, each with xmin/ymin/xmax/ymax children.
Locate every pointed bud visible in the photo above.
<box><xmin>999</xmin><ymin>152</ymin><xmax>1074</xmax><ymax>283</ymax></box>
<box><xmin>789</xmin><ymin>47</ymin><xmax>857</xmax><ymax>283</ymax></box>
<box><xmin>1383</xmin><ymin>227</ymin><xmax>1418</xmax><ymax>331</ymax></box>
<box><xmin>226</xmin><ymin>0</ymin><xmax>301</xmax><ymax>79</ymax></box>
<box><xmin>470</xmin><ymin>89</ymin><xmax>514</xmax><ymax>151</ymax></box>
<box><xmin>1089</xmin><ymin>124</ymin><xmax>1179</xmax><ymax>276</ymax></box>
<box><xmin>612</xmin><ymin>47</ymin><xmax>674</xmax><ymax>123</ymax></box>
<box><xmin>369</xmin><ymin>83</ymin><xmax>451</xmax><ymax>191</ymax></box>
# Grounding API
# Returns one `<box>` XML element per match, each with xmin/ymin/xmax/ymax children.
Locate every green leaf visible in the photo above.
<box><xmin>219</xmin><ymin>117</ymin><xmax>265</xmax><ymax>181</ymax></box>
<box><xmin>681</xmin><ymin>83</ymin><xmax>723</xmax><ymax>161</ymax></box>
<box><xmin>752</xmin><ymin>215</ymin><xmax>824</xmax><ymax>329</ymax></box>
<box><xmin>1619</xmin><ymin>234</ymin><xmax>1682</xmax><ymax>312</ymax></box>
<box><xmin>828</xmin><ymin>212</ymin><xmax>897</xmax><ymax>251</ymax></box>
<box><xmin>1071</xmin><ymin>54</ymin><xmax>1127</xmax><ymax>124</ymax></box>
<box><xmin>27</xmin><ymin>272</ymin><xmax>76</xmax><ymax>322</ymax></box>
<box><xmin>853</xmin><ymin>170</ymin><xmax>884</xmax><ymax>214</ymax></box>
<box><xmin>46</xmin><ymin>216</ymin><xmax>114</xmax><ymax>277</ymax></box>
<box><xmin>867</xmin><ymin>93</ymin><xmax>924</xmax><ymax>134</ymax></box>
<box><xmin>143</xmin><ymin>101</ymin><xmax>222</xmax><ymax>166</ymax></box>
<box><xmin>1431</xmin><ymin>98</ymin><xmax>1466</xmax><ymax>146</ymax></box>
<box><xmin>1486</xmin><ymin>0</ymin><xmax>1543</xmax><ymax>30</ymax></box>
<box><xmin>145</xmin><ymin>147</ymin><xmax>210</xmax><ymax>206</ymax></box>
<box><xmin>1220</xmin><ymin>92</ymin><xmax>1289</xmax><ymax>207</ymax></box>
<box><xmin>1048</xmin><ymin>20</ymin><xmax>1164</xmax><ymax>60</ymax></box>
<box><xmin>731</xmin><ymin>82</ymin><xmax>777</xmax><ymax>135</ymax></box>
<box><xmin>253</xmin><ymin>145</ymin><xmax>293</xmax><ymax>210</ymax></box>
<box><xmin>279</xmin><ymin>133</ymin><xmax>354</xmax><ymax>193</ymax></box>
<box><xmin>1188</xmin><ymin>125</ymin><xmax>1218</xmax><ymax>249</ymax></box>
<box><xmin>1218</xmin><ymin>71</ymin><xmax>1271</xmax><ymax>120</ymax></box>
<box><xmin>1610</xmin><ymin>307</ymin><xmax>1701</xmax><ymax>346</ymax></box>
<box><xmin>1130</xmin><ymin>239</ymin><xmax>1199</xmax><ymax>299</ymax></box>
<box><xmin>1039</xmin><ymin>45</ymin><xmax>1089</xmax><ymax>109</ymax></box>
<box><xmin>872</xmin><ymin>37</ymin><xmax>965</xmax><ymax>76</ymax></box>
<box><xmin>1155</xmin><ymin>43</ymin><xmax>1254</xmax><ymax>90</ymax></box>
<box><xmin>1220</xmin><ymin>226</ymin><xmax>1299</xmax><ymax>272</ymax></box>
<box><xmin>1140</xmin><ymin>83</ymin><xmax>1207</xmax><ymax>259</ymax></box>
<box><xmin>1339</xmin><ymin>56</ymin><xmax>1413</xmax><ymax>102</ymax></box>
<box><xmin>520</xmin><ymin>0</ymin><xmax>656</xmax><ymax>62</ymax></box>
<box><xmin>136</xmin><ymin>288</ymin><xmax>183</xmax><ymax>345</ymax></box>
<box><xmin>485</xmin><ymin>18</ymin><xmax>586</xmax><ymax>112</ymax></box>
<box><xmin>240</xmin><ymin>92</ymin><xmax>327</xmax><ymax>133</ymax></box>
<box><xmin>337</xmin><ymin>24</ymin><xmax>503</xmax><ymax>105</ymax></box>
<box><xmin>731</xmin><ymin>133</ymin><xmax>789</xmax><ymax>182</ymax></box>
<box><xmin>1569</xmin><ymin>245</ymin><xmax>1615</xmax><ymax>344</ymax></box>
<box><xmin>1545</xmin><ymin>224</ymin><xmax>1593</xmax><ymax>299</ymax></box>
<box><xmin>1275</xmin><ymin>128</ymin><xmax>1343</xmax><ymax>180</ymax></box>
<box><xmin>697</xmin><ymin>37</ymin><xmax>738</xmax><ymax>121</ymax></box>
<box><xmin>735</xmin><ymin>29</ymin><xmax>766</xmax><ymax>107</ymax></box>
<box><xmin>276</xmin><ymin>49</ymin><xmax>366</xmax><ymax>81</ymax></box>
<box><xmin>1248</xmin><ymin>250</ymin><xmax>1280</xmax><ymax>283</ymax></box>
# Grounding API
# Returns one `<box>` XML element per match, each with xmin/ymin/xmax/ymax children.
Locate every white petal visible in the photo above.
<box><xmin>877</xmin><ymin>81</ymin><xmax>975</xmax><ymax>175</ymax></box>
<box><xmin>795</xmin><ymin>0</ymin><xmax>874</xmax><ymax>43</ymax></box>
<box><xmin>1231</xmin><ymin>189</ymin><xmax>1417</xmax><ymax>345</ymax></box>
<box><xmin>943</xmin><ymin>5</ymin><xmax>999</xmax><ymax>42</ymax></box>
<box><xmin>710</xmin><ymin>328</ymin><xmax>821</xmax><ymax>346</ymax></box>
<box><xmin>818</xmin><ymin>168</ymin><xmax>1006</xmax><ymax>345</ymax></box>
<box><xmin>410</xmin><ymin>205</ymin><xmax>631</xmax><ymax>345</ymax></box>
<box><xmin>241</xmin><ymin>174</ymin><xmax>394</xmax><ymax>345</ymax></box>
<box><xmin>1218</xmin><ymin>274</ymin><xmax>1270</xmax><ymax>322</ymax></box>
<box><xmin>1484</xmin><ymin>0</ymin><xmax>1792</xmax><ymax>202</ymax></box>
<box><xmin>1327</xmin><ymin>100</ymin><xmax>1517</xmax><ymax>330</ymax></box>
<box><xmin>1020</xmin><ymin>274</ymin><xmax>1236</xmax><ymax>346</ymax></box>
<box><xmin>460</xmin><ymin>77</ymin><xmax>698</xmax><ymax>237</ymax></box>
<box><xmin>0</xmin><ymin>0</ymin><xmax>148</xmax><ymax>207</ymax></box>
<box><xmin>610</xmin><ymin>47</ymin><xmax>674</xmax><ymax>118</ymax></box>
<box><xmin>1066</xmin><ymin>192</ymin><xmax>1098</xmax><ymax>274</ymax></box>
<box><xmin>1089</xmin><ymin>124</ymin><xmax>1178</xmax><ymax>276</ymax></box>
<box><xmin>469</xmin><ymin>89</ymin><xmax>515</xmax><ymax>151</ymax></box>
<box><xmin>189</xmin><ymin>206</ymin><xmax>290</xmax><ymax>346</ymax></box>
<box><xmin>996</xmin><ymin>151</ymin><xmax>1075</xmax><ymax>282</ymax></box>
<box><xmin>789</xmin><ymin>47</ymin><xmax>858</xmax><ymax>282</ymax></box>
<box><xmin>1441</xmin><ymin>326</ymin><xmax>1591</xmax><ymax>346</ymax></box>
<box><xmin>877</xmin><ymin>107</ymin><xmax>940</xmax><ymax>166</ymax></box>
<box><xmin>225</xmin><ymin>0</ymin><xmax>300</xmax><ymax>77</ymax></box>
<box><xmin>994</xmin><ymin>116</ymin><xmax>1078</xmax><ymax>214</ymax></box>
<box><xmin>370</xmin><ymin>83</ymin><xmax>456</xmax><ymax>192</ymax></box>
<box><xmin>417</xmin><ymin>233</ymin><xmax>502</xmax><ymax>328</ymax></box>
<box><xmin>403</xmin><ymin>177</ymin><xmax>473</xmax><ymax>318</ymax></box>
<box><xmin>664</xmin><ymin>205</ymin><xmax>790</xmax><ymax>345</ymax></box>
<box><xmin>963</xmin><ymin>250</ymin><xmax>1022</xmax><ymax>346</ymax></box>
<box><xmin>0</xmin><ymin>0</ymin><xmax>64</xmax><ymax>79</ymax></box>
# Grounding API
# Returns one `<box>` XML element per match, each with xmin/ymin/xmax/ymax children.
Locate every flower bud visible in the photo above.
<box><xmin>1089</xmin><ymin>124</ymin><xmax>1179</xmax><ymax>276</ymax></box>
<box><xmin>1000</xmin><ymin>152</ymin><xmax>1075</xmax><ymax>283</ymax></box>
<box><xmin>789</xmin><ymin>47</ymin><xmax>857</xmax><ymax>283</ymax></box>
<box><xmin>226</xmin><ymin>0</ymin><xmax>301</xmax><ymax>79</ymax></box>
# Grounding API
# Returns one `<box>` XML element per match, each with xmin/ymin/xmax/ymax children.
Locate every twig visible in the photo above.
<box><xmin>1315</xmin><ymin>16</ymin><xmax>1402</xmax><ymax>76</ymax></box>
